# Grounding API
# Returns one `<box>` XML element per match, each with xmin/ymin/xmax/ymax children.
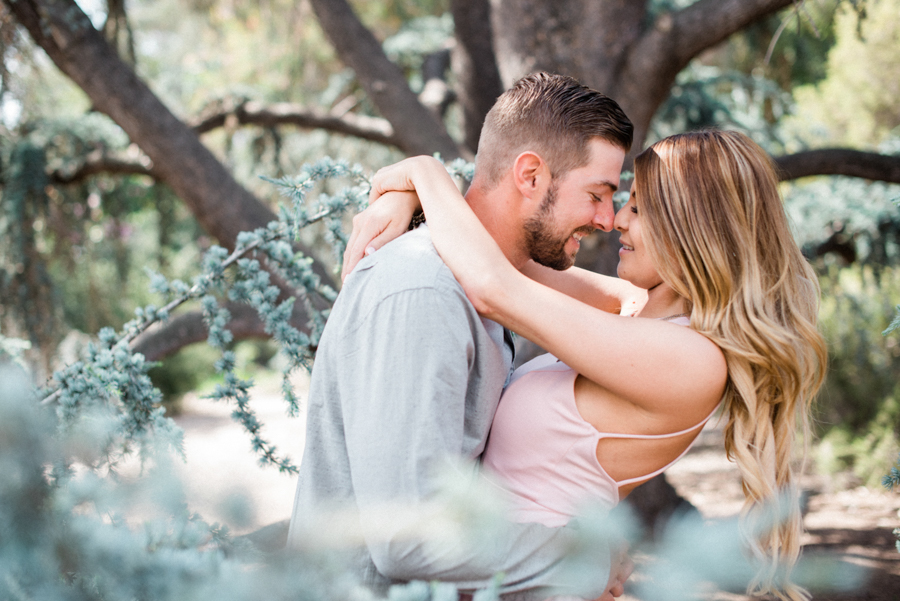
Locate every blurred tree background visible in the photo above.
<box><xmin>1</xmin><ymin>0</ymin><xmax>899</xmax><ymax>502</ymax></box>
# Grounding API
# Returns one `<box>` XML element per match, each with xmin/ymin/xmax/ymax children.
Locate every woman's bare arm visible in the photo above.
<box><xmin>476</xmin><ymin>267</ymin><xmax>726</xmax><ymax>421</ymax></box>
<box><xmin>520</xmin><ymin>261</ymin><xmax>646</xmax><ymax>315</ymax></box>
<box><xmin>347</xmin><ymin>158</ymin><xmax>644</xmax><ymax>314</ymax></box>
<box><xmin>368</xmin><ymin>156</ymin><xmax>727</xmax><ymax>421</ymax></box>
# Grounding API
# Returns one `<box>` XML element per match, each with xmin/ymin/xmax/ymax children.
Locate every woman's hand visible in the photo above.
<box><xmin>342</xmin><ymin>191</ymin><xmax>420</xmax><ymax>280</ymax></box>
<box><xmin>367</xmin><ymin>155</ymin><xmax>444</xmax><ymax>203</ymax></box>
<box><xmin>342</xmin><ymin>156</ymin><xmax>446</xmax><ymax>280</ymax></box>
<box><xmin>347</xmin><ymin>154</ymin><xmax>511</xmax><ymax>317</ymax></box>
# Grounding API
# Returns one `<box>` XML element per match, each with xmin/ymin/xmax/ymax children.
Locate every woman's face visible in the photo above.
<box><xmin>613</xmin><ymin>188</ymin><xmax>664</xmax><ymax>290</ymax></box>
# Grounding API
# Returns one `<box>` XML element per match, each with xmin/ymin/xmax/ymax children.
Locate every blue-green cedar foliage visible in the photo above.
<box><xmin>883</xmin><ymin>454</ymin><xmax>900</xmax><ymax>553</ymax></box>
<box><xmin>43</xmin><ymin>157</ymin><xmax>369</xmax><ymax>472</ymax></box>
<box><xmin>0</xmin><ymin>365</ymin><xmax>430</xmax><ymax>601</ymax></box>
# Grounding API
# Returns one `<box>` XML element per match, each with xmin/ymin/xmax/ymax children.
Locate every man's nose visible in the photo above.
<box><xmin>593</xmin><ymin>201</ymin><xmax>616</xmax><ymax>232</ymax></box>
<box><xmin>613</xmin><ymin>204</ymin><xmax>629</xmax><ymax>232</ymax></box>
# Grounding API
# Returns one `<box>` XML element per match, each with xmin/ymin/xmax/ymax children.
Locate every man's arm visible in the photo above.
<box><xmin>339</xmin><ymin>283</ymin><xmax>610</xmax><ymax>597</ymax></box>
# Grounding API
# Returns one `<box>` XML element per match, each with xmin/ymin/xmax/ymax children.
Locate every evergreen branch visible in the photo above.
<box><xmin>884</xmin><ymin>305</ymin><xmax>900</xmax><ymax>337</ymax></box>
<box><xmin>38</xmin><ymin>207</ymin><xmax>336</xmax><ymax>409</ymax></box>
<box><xmin>36</xmin><ymin>156</ymin><xmax>463</xmax><ymax>471</ymax></box>
<box><xmin>884</xmin><ymin>454</ymin><xmax>900</xmax><ymax>491</ymax></box>
<box><xmin>39</xmin><ymin>156</ymin><xmax>370</xmax><ymax>471</ymax></box>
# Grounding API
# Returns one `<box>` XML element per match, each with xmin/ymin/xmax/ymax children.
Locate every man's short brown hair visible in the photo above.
<box><xmin>475</xmin><ymin>72</ymin><xmax>633</xmax><ymax>188</ymax></box>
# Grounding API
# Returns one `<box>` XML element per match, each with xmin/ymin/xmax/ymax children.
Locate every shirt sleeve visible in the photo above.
<box><xmin>338</xmin><ymin>285</ymin><xmax>610</xmax><ymax>597</ymax></box>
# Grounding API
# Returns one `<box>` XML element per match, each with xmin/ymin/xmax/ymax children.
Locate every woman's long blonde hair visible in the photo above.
<box><xmin>634</xmin><ymin>130</ymin><xmax>827</xmax><ymax>600</ymax></box>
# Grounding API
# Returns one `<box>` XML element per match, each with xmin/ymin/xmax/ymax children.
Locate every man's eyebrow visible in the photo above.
<box><xmin>591</xmin><ymin>180</ymin><xmax>618</xmax><ymax>193</ymax></box>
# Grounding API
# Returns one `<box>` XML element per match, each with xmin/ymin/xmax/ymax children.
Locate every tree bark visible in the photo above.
<box><xmin>774</xmin><ymin>148</ymin><xmax>900</xmax><ymax>184</ymax></box>
<box><xmin>490</xmin><ymin>0</ymin><xmax>647</xmax><ymax>93</ymax></box>
<box><xmin>614</xmin><ymin>0</ymin><xmax>796</xmax><ymax>152</ymax></box>
<box><xmin>131</xmin><ymin>303</ymin><xmax>313</xmax><ymax>362</ymax></box>
<box><xmin>191</xmin><ymin>100</ymin><xmax>399</xmax><ymax>148</ymax></box>
<box><xmin>450</xmin><ymin>0</ymin><xmax>504</xmax><ymax>154</ymax></box>
<box><xmin>486</xmin><ymin>1</ymin><xmax>799</xmax><ymax>155</ymax></box>
<box><xmin>307</xmin><ymin>0</ymin><xmax>462</xmax><ymax>159</ymax></box>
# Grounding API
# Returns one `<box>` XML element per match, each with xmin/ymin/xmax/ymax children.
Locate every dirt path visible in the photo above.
<box><xmin>170</xmin><ymin>382</ymin><xmax>900</xmax><ymax>600</ymax></box>
<box><xmin>169</xmin><ymin>375</ymin><xmax>307</xmax><ymax>534</ymax></box>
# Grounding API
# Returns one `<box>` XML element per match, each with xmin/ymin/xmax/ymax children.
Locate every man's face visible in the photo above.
<box><xmin>523</xmin><ymin>138</ymin><xmax>626</xmax><ymax>270</ymax></box>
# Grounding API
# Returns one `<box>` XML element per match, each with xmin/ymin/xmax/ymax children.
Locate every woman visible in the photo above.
<box><xmin>345</xmin><ymin>130</ymin><xmax>826</xmax><ymax>601</ymax></box>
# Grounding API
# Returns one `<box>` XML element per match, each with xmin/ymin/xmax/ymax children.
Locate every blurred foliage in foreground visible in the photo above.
<box><xmin>0</xmin><ymin>362</ymin><xmax>867</xmax><ymax>600</ymax></box>
<box><xmin>0</xmin><ymin>365</ymin><xmax>481</xmax><ymax>601</ymax></box>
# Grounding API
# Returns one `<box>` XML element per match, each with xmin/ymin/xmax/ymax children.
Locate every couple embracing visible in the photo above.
<box><xmin>287</xmin><ymin>73</ymin><xmax>826</xmax><ymax>601</ymax></box>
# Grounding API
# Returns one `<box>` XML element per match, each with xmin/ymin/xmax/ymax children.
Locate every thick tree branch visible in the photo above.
<box><xmin>450</xmin><ymin>0</ymin><xmax>504</xmax><ymax>154</ymax></box>
<box><xmin>775</xmin><ymin>149</ymin><xmax>900</xmax><ymax>184</ymax></box>
<box><xmin>50</xmin><ymin>101</ymin><xmax>399</xmax><ymax>185</ymax></box>
<box><xmin>620</xmin><ymin>0</ymin><xmax>794</xmax><ymax>150</ymax></box>
<box><xmin>131</xmin><ymin>302</ymin><xmax>313</xmax><ymax>362</ymax></box>
<box><xmin>667</xmin><ymin>0</ymin><xmax>795</xmax><ymax>68</ymax></box>
<box><xmin>50</xmin><ymin>155</ymin><xmax>154</xmax><ymax>184</ymax></box>
<box><xmin>190</xmin><ymin>100</ymin><xmax>399</xmax><ymax>147</ymax></box>
<box><xmin>306</xmin><ymin>0</ymin><xmax>462</xmax><ymax>159</ymax></box>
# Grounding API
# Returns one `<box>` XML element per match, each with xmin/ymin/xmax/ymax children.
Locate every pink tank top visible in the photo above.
<box><xmin>482</xmin><ymin>319</ymin><xmax>718</xmax><ymax>527</ymax></box>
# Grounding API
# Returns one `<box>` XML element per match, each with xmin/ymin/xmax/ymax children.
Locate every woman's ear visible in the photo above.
<box><xmin>512</xmin><ymin>151</ymin><xmax>551</xmax><ymax>200</ymax></box>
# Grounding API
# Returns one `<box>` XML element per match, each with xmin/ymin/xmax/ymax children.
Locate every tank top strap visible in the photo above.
<box><xmin>607</xmin><ymin>401</ymin><xmax>721</xmax><ymax>487</ymax></box>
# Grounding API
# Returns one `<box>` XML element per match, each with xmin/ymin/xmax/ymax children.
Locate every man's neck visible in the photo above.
<box><xmin>465</xmin><ymin>181</ymin><xmax>530</xmax><ymax>270</ymax></box>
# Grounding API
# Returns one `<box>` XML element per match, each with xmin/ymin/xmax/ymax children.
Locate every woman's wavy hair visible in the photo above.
<box><xmin>634</xmin><ymin>130</ymin><xmax>827</xmax><ymax>601</ymax></box>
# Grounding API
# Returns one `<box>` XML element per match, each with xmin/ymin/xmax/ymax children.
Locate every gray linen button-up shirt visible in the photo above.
<box><xmin>286</xmin><ymin>225</ymin><xmax>606</xmax><ymax>598</ymax></box>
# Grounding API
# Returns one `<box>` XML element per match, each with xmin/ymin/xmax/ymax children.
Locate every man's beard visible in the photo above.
<box><xmin>524</xmin><ymin>183</ymin><xmax>584</xmax><ymax>271</ymax></box>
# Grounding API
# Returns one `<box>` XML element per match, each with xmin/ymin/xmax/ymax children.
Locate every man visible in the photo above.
<box><xmin>287</xmin><ymin>73</ymin><xmax>633</xmax><ymax>598</ymax></box>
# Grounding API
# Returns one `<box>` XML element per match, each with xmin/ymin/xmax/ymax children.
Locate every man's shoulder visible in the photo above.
<box><xmin>344</xmin><ymin>225</ymin><xmax>459</xmax><ymax>295</ymax></box>
<box><xmin>319</xmin><ymin>225</ymin><xmax>480</xmax><ymax>349</ymax></box>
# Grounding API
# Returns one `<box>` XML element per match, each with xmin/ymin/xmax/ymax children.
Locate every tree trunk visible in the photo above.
<box><xmin>490</xmin><ymin>0</ymin><xmax>646</xmax><ymax>94</ymax></box>
<box><xmin>306</xmin><ymin>0</ymin><xmax>462</xmax><ymax>159</ymax></box>
<box><xmin>489</xmin><ymin>0</ymin><xmax>796</xmax><ymax>153</ymax></box>
<box><xmin>451</xmin><ymin>0</ymin><xmax>505</xmax><ymax>154</ymax></box>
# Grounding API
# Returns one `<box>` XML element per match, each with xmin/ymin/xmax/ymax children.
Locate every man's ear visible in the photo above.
<box><xmin>512</xmin><ymin>151</ymin><xmax>551</xmax><ymax>201</ymax></box>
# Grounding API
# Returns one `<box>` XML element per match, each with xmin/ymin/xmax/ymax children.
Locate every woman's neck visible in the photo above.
<box><xmin>635</xmin><ymin>282</ymin><xmax>688</xmax><ymax>320</ymax></box>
